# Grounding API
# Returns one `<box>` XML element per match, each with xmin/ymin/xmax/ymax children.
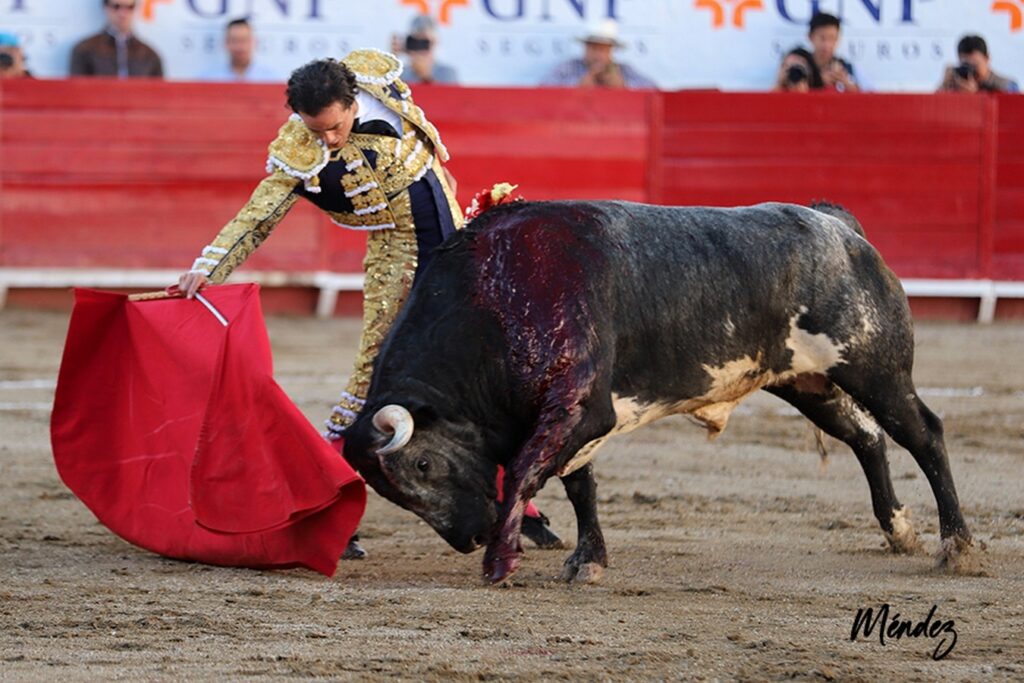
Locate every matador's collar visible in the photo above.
<box><xmin>265</xmin><ymin>49</ymin><xmax>449</xmax><ymax>193</ymax></box>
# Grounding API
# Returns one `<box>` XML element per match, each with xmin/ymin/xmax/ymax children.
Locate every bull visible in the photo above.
<box><xmin>343</xmin><ymin>200</ymin><xmax>978</xmax><ymax>584</ymax></box>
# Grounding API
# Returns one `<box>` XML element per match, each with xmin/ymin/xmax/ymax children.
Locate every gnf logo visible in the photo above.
<box><xmin>400</xmin><ymin>0</ymin><xmax>470</xmax><ymax>26</ymax></box>
<box><xmin>695</xmin><ymin>0</ymin><xmax>764</xmax><ymax>29</ymax></box>
<box><xmin>992</xmin><ymin>0</ymin><xmax>1023</xmax><ymax>31</ymax></box>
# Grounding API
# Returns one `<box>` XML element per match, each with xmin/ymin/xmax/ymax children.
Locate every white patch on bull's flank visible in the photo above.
<box><xmin>559</xmin><ymin>395</ymin><xmax>672</xmax><ymax>476</ymax></box>
<box><xmin>694</xmin><ymin>354</ymin><xmax>767</xmax><ymax>436</ymax></box>
<box><xmin>784</xmin><ymin>313</ymin><xmax>847</xmax><ymax>375</ymax></box>
<box><xmin>560</xmin><ymin>314</ymin><xmax>853</xmax><ymax>474</ymax></box>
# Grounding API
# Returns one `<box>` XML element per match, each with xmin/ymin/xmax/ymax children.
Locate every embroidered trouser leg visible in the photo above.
<box><xmin>324</xmin><ymin>190</ymin><xmax>418</xmax><ymax>437</ymax></box>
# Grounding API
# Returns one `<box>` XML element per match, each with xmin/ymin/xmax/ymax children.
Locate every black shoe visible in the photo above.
<box><xmin>342</xmin><ymin>534</ymin><xmax>367</xmax><ymax>560</ymax></box>
<box><xmin>521</xmin><ymin>512</ymin><xmax>566</xmax><ymax>550</ymax></box>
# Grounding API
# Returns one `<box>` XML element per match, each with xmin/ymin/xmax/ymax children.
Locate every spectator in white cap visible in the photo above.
<box><xmin>541</xmin><ymin>19</ymin><xmax>655</xmax><ymax>89</ymax></box>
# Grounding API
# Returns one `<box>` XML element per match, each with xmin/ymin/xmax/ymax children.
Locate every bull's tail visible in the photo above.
<box><xmin>810</xmin><ymin>201</ymin><xmax>867</xmax><ymax>239</ymax></box>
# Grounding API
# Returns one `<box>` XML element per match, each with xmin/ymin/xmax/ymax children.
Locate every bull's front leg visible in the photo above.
<box><xmin>559</xmin><ymin>462</ymin><xmax>607</xmax><ymax>583</ymax></box>
<box><xmin>483</xmin><ymin>407</ymin><xmax>578</xmax><ymax>585</ymax></box>
<box><xmin>484</xmin><ymin>398</ymin><xmax>615</xmax><ymax>585</ymax></box>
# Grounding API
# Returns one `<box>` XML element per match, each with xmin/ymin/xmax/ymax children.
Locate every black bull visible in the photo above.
<box><xmin>344</xmin><ymin>200</ymin><xmax>977</xmax><ymax>584</ymax></box>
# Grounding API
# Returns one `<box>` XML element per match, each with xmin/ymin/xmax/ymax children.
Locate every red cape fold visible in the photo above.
<box><xmin>50</xmin><ymin>284</ymin><xmax>365</xmax><ymax>577</ymax></box>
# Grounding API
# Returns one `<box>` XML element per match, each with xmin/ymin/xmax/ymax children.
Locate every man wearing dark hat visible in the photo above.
<box><xmin>541</xmin><ymin>19</ymin><xmax>655</xmax><ymax>89</ymax></box>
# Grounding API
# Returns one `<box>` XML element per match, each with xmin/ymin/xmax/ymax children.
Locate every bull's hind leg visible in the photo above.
<box><xmin>559</xmin><ymin>462</ymin><xmax>608</xmax><ymax>583</ymax></box>
<box><xmin>766</xmin><ymin>381</ymin><xmax>922</xmax><ymax>554</ymax></box>
<box><xmin>829</xmin><ymin>368</ymin><xmax>980</xmax><ymax>574</ymax></box>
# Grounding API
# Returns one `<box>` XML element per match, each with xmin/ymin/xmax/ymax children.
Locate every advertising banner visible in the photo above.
<box><xmin>2</xmin><ymin>0</ymin><xmax>1022</xmax><ymax>92</ymax></box>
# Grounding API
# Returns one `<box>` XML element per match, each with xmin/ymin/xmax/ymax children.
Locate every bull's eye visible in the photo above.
<box><xmin>415</xmin><ymin>457</ymin><xmax>430</xmax><ymax>473</ymax></box>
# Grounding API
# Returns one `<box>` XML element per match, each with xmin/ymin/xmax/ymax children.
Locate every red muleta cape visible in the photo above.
<box><xmin>50</xmin><ymin>284</ymin><xmax>366</xmax><ymax>577</ymax></box>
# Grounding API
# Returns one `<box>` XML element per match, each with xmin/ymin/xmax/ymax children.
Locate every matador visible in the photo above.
<box><xmin>181</xmin><ymin>50</ymin><xmax>461</xmax><ymax>438</ymax></box>
<box><xmin>178</xmin><ymin>50</ymin><xmax>564</xmax><ymax>552</ymax></box>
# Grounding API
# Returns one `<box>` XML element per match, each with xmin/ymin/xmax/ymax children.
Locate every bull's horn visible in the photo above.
<box><xmin>373</xmin><ymin>404</ymin><xmax>415</xmax><ymax>455</ymax></box>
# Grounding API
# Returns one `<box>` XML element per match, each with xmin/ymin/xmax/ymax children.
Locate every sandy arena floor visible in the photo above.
<box><xmin>1</xmin><ymin>309</ymin><xmax>1022</xmax><ymax>681</ymax></box>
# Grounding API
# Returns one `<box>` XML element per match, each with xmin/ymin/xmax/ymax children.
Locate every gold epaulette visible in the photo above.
<box><xmin>341</xmin><ymin>48</ymin><xmax>405</xmax><ymax>88</ymax></box>
<box><xmin>342</xmin><ymin>48</ymin><xmax>450</xmax><ymax>163</ymax></box>
<box><xmin>266</xmin><ymin>115</ymin><xmax>329</xmax><ymax>194</ymax></box>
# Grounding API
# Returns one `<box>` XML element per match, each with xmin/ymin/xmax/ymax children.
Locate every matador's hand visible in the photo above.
<box><xmin>178</xmin><ymin>272</ymin><xmax>209</xmax><ymax>299</ymax></box>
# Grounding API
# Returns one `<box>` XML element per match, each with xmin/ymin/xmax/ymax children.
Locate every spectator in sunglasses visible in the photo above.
<box><xmin>70</xmin><ymin>0</ymin><xmax>163</xmax><ymax>78</ymax></box>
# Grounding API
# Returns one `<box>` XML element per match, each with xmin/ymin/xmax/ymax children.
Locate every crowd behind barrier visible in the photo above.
<box><xmin>1</xmin><ymin>78</ymin><xmax>1022</xmax><ymax>321</ymax></box>
<box><xmin>1</xmin><ymin>7</ymin><xmax>1020</xmax><ymax>94</ymax></box>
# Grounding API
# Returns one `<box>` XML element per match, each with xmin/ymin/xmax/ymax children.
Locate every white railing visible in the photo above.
<box><xmin>0</xmin><ymin>268</ymin><xmax>1021</xmax><ymax>323</ymax></box>
<box><xmin>0</xmin><ymin>268</ymin><xmax>363</xmax><ymax>320</ymax></box>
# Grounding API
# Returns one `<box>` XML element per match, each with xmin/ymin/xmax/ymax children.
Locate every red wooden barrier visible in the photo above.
<box><xmin>654</xmin><ymin>92</ymin><xmax>996</xmax><ymax>279</ymax></box>
<box><xmin>1</xmin><ymin>79</ymin><xmax>1021</xmax><ymax>317</ymax></box>
<box><xmin>995</xmin><ymin>95</ymin><xmax>1024</xmax><ymax>281</ymax></box>
<box><xmin>0</xmin><ymin>80</ymin><xmax>352</xmax><ymax>274</ymax></box>
<box><xmin>416</xmin><ymin>87</ymin><xmax>652</xmax><ymax>203</ymax></box>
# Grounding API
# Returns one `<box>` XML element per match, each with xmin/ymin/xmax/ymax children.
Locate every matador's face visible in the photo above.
<box><xmin>299</xmin><ymin>101</ymin><xmax>358</xmax><ymax>151</ymax></box>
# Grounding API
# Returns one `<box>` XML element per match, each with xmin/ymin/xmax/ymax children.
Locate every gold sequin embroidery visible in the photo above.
<box><xmin>266</xmin><ymin>117</ymin><xmax>329</xmax><ymax>193</ymax></box>
<box><xmin>326</xmin><ymin>189</ymin><xmax>418</xmax><ymax>428</ymax></box>
<box><xmin>204</xmin><ymin>170</ymin><xmax>301</xmax><ymax>283</ymax></box>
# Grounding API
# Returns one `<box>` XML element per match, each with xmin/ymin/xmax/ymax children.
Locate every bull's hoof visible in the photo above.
<box><xmin>560</xmin><ymin>545</ymin><xmax>607</xmax><ymax>584</ymax></box>
<box><xmin>935</xmin><ymin>536</ymin><xmax>987</xmax><ymax>577</ymax></box>
<box><xmin>884</xmin><ymin>507</ymin><xmax>923</xmax><ymax>555</ymax></box>
<box><xmin>521</xmin><ymin>514</ymin><xmax>567</xmax><ymax>550</ymax></box>
<box><xmin>560</xmin><ymin>561</ymin><xmax>604</xmax><ymax>584</ymax></box>
<box><xmin>483</xmin><ymin>551</ymin><xmax>522</xmax><ymax>586</ymax></box>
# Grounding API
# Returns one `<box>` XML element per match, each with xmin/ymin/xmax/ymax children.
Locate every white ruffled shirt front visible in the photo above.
<box><xmin>355</xmin><ymin>90</ymin><xmax>402</xmax><ymax>134</ymax></box>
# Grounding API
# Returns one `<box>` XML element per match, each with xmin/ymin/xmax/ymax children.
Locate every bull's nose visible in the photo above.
<box><xmin>471</xmin><ymin>534</ymin><xmax>487</xmax><ymax>548</ymax></box>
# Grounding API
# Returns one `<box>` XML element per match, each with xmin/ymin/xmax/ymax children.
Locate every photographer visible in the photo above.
<box><xmin>939</xmin><ymin>35</ymin><xmax>1019</xmax><ymax>94</ymax></box>
<box><xmin>390</xmin><ymin>14</ymin><xmax>458</xmax><ymax>85</ymax></box>
<box><xmin>772</xmin><ymin>48</ymin><xmax>818</xmax><ymax>93</ymax></box>
<box><xmin>0</xmin><ymin>32</ymin><xmax>31</xmax><ymax>79</ymax></box>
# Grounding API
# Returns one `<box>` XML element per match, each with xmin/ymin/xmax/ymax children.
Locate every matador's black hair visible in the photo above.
<box><xmin>285</xmin><ymin>59</ymin><xmax>358</xmax><ymax>115</ymax></box>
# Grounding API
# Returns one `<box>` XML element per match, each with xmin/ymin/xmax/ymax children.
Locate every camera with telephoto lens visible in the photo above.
<box><xmin>0</xmin><ymin>51</ymin><xmax>15</xmax><ymax>71</ymax></box>
<box><xmin>954</xmin><ymin>62</ymin><xmax>976</xmax><ymax>80</ymax></box>
<box><xmin>405</xmin><ymin>35</ymin><xmax>431</xmax><ymax>52</ymax></box>
<box><xmin>785</xmin><ymin>64</ymin><xmax>809</xmax><ymax>85</ymax></box>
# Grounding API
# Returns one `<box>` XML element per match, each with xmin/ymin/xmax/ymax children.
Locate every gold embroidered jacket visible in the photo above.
<box><xmin>187</xmin><ymin>49</ymin><xmax>463</xmax><ymax>434</ymax></box>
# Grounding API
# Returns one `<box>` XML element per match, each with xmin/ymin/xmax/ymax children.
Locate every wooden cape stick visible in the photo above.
<box><xmin>126</xmin><ymin>290</ymin><xmax>228</xmax><ymax>326</ymax></box>
<box><xmin>127</xmin><ymin>290</ymin><xmax>181</xmax><ymax>302</ymax></box>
